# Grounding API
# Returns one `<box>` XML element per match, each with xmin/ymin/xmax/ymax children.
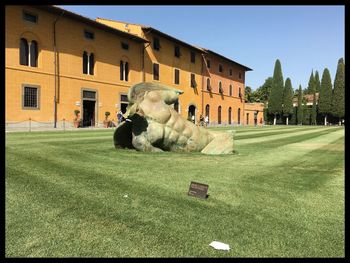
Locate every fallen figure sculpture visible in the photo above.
<box><xmin>114</xmin><ymin>82</ymin><xmax>234</xmax><ymax>154</ymax></box>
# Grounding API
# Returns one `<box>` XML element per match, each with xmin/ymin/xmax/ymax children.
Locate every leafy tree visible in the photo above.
<box><xmin>282</xmin><ymin>78</ymin><xmax>294</xmax><ymax>125</ymax></box>
<box><xmin>245</xmin><ymin>86</ymin><xmax>253</xmax><ymax>102</ymax></box>
<box><xmin>268</xmin><ymin>59</ymin><xmax>284</xmax><ymax>125</ymax></box>
<box><xmin>297</xmin><ymin>85</ymin><xmax>303</xmax><ymax>125</ymax></box>
<box><xmin>318</xmin><ymin>68</ymin><xmax>333</xmax><ymax>125</ymax></box>
<box><xmin>253</xmin><ymin>77</ymin><xmax>273</xmax><ymax>102</ymax></box>
<box><xmin>331</xmin><ymin>58</ymin><xmax>345</xmax><ymax>125</ymax></box>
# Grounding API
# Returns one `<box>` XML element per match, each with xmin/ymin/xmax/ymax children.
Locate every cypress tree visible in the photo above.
<box><xmin>282</xmin><ymin>78</ymin><xmax>294</xmax><ymax>125</ymax></box>
<box><xmin>268</xmin><ymin>59</ymin><xmax>284</xmax><ymax>125</ymax></box>
<box><xmin>306</xmin><ymin>70</ymin><xmax>314</xmax><ymax>94</ymax></box>
<box><xmin>297</xmin><ymin>85</ymin><xmax>303</xmax><ymax>125</ymax></box>
<box><xmin>318</xmin><ymin>68</ymin><xmax>333</xmax><ymax>125</ymax></box>
<box><xmin>307</xmin><ymin>71</ymin><xmax>317</xmax><ymax>125</ymax></box>
<box><xmin>311</xmin><ymin>90</ymin><xmax>317</xmax><ymax>125</ymax></box>
<box><xmin>303</xmin><ymin>103</ymin><xmax>311</xmax><ymax>125</ymax></box>
<box><xmin>331</xmin><ymin>58</ymin><xmax>345</xmax><ymax>125</ymax></box>
<box><xmin>315</xmin><ymin>70</ymin><xmax>321</xmax><ymax>93</ymax></box>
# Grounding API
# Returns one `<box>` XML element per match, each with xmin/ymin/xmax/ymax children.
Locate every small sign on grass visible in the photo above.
<box><xmin>188</xmin><ymin>181</ymin><xmax>209</xmax><ymax>199</ymax></box>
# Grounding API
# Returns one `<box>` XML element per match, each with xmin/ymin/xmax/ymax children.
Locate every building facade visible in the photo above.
<box><xmin>6</xmin><ymin>5</ymin><xmax>263</xmax><ymax>128</ymax></box>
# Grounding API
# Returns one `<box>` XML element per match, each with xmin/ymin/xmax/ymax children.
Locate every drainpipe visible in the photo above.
<box><xmin>53</xmin><ymin>10</ymin><xmax>65</xmax><ymax>128</ymax></box>
<box><xmin>142</xmin><ymin>29</ymin><xmax>152</xmax><ymax>82</ymax></box>
<box><xmin>201</xmin><ymin>53</ymin><xmax>205</xmax><ymax>116</ymax></box>
<box><xmin>142</xmin><ymin>42</ymin><xmax>150</xmax><ymax>82</ymax></box>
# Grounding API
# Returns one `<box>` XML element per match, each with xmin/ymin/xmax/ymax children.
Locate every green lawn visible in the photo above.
<box><xmin>5</xmin><ymin>125</ymin><xmax>344</xmax><ymax>257</ymax></box>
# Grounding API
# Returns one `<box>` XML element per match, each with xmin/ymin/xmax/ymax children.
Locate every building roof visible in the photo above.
<box><xmin>37</xmin><ymin>6</ymin><xmax>252</xmax><ymax>71</ymax></box>
<box><xmin>141</xmin><ymin>26</ymin><xmax>206</xmax><ymax>54</ymax></box>
<box><xmin>33</xmin><ymin>5</ymin><xmax>148</xmax><ymax>43</ymax></box>
<box><xmin>292</xmin><ymin>92</ymin><xmax>319</xmax><ymax>104</ymax></box>
<box><xmin>202</xmin><ymin>48</ymin><xmax>253</xmax><ymax>71</ymax></box>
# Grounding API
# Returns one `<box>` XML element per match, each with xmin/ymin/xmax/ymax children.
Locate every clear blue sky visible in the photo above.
<box><xmin>60</xmin><ymin>5</ymin><xmax>344</xmax><ymax>91</ymax></box>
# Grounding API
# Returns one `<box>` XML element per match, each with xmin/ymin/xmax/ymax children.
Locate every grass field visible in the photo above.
<box><xmin>5</xmin><ymin>125</ymin><xmax>344</xmax><ymax>257</ymax></box>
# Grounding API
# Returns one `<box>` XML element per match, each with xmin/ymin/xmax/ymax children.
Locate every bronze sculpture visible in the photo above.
<box><xmin>114</xmin><ymin>82</ymin><xmax>234</xmax><ymax>154</ymax></box>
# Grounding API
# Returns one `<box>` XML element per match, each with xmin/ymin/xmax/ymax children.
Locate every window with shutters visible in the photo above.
<box><xmin>174</xmin><ymin>69</ymin><xmax>180</xmax><ymax>85</ymax></box>
<box><xmin>207</xmin><ymin>78</ymin><xmax>211</xmax><ymax>91</ymax></box>
<box><xmin>229</xmin><ymin>68</ymin><xmax>233</xmax><ymax>76</ymax></box>
<box><xmin>207</xmin><ymin>59</ymin><xmax>211</xmax><ymax>68</ymax></box>
<box><xmin>190</xmin><ymin>51</ymin><xmax>195</xmax><ymax>63</ymax></box>
<box><xmin>190</xmin><ymin>73</ymin><xmax>196</xmax><ymax>88</ymax></box>
<box><xmin>22</xmin><ymin>85</ymin><xmax>40</xmax><ymax>109</ymax></box>
<box><xmin>174</xmin><ymin>45</ymin><xmax>181</xmax><ymax>58</ymax></box>
<box><xmin>120</xmin><ymin>60</ymin><xmax>129</xmax><ymax>81</ymax></box>
<box><xmin>20</xmin><ymin>38</ymin><xmax>38</xmax><ymax>67</ymax></box>
<box><xmin>219</xmin><ymin>81</ymin><xmax>223</xmax><ymax>94</ymax></box>
<box><xmin>219</xmin><ymin>64</ymin><xmax>223</xmax><ymax>73</ymax></box>
<box><xmin>153</xmin><ymin>63</ymin><xmax>159</xmax><ymax>81</ymax></box>
<box><xmin>153</xmin><ymin>37</ymin><xmax>160</xmax><ymax>50</ymax></box>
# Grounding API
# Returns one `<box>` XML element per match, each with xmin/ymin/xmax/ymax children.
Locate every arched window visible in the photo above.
<box><xmin>20</xmin><ymin>38</ymin><xmax>28</xmax><ymax>66</ymax></box>
<box><xmin>120</xmin><ymin>60</ymin><xmax>129</xmax><ymax>81</ymax></box>
<box><xmin>89</xmin><ymin>53</ymin><xmax>94</xmax><ymax>75</ymax></box>
<box><xmin>228</xmin><ymin>107</ymin><xmax>232</xmax><ymax>124</ymax></box>
<box><xmin>83</xmin><ymin>51</ymin><xmax>88</xmax><ymax>74</ymax></box>
<box><xmin>188</xmin><ymin>105</ymin><xmax>196</xmax><ymax>123</ymax></box>
<box><xmin>83</xmin><ymin>51</ymin><xmax>95</xmax><ymax>75</ymax></box>
<box><xmin>207</xmin><ymin>78</ymin><xmax>211</xmax><ymax>91</ymax></box>
<box><xmin>229</xmin><ymin>85</ymin><xmax>232</xmax><ymax>96</ymax></box>
<box><xmin>219</xmin><ymin>81</ymin><xmax>223</xmax><ymax>94</ymax></box>
<box><xmin>238</xmin><ymin>108</ymin><xmax>241</xmax><ymax>124</ymax></box>
<box><xmin>218</xmin><ymin>106</ymin><xmax>222</xmax><ymax>124</ymax></box>
<box><xmin>29</xmin><ymin>41</ymin><xmax>38</xmax><ymax>67</ymax></box>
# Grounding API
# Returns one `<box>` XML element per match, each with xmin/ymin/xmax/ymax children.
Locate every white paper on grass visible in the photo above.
<box><xmin>209</xmin><ymin>241</ymin><xmax>230</xmax><ymax>251</ymax></box>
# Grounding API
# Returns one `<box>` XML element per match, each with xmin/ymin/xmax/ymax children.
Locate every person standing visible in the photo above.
<box><xmin>205</xmin><ymin>115</ymin><xmax>209</xmax><ymax>127</ymax></box>
<box><xmin>117</xmin><ymin>110</ymin><xmax>123</xmax><ymax>124</ymax></box>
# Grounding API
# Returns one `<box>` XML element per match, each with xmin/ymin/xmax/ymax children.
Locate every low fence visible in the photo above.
<box><xmin>6</xmin><ymin>118</ymin><xmax>264</xmax><ymax>132</ymax></box>
<box><xmin>5</xmin><ymin>118</ymin><xmax>119</xmax><ymax>132</ymax></box>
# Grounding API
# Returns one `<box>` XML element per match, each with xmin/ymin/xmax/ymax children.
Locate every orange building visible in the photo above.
<box><xmin>201</xmin><ymin>49</ymin><xmax>252</xmax><ymax>125</ymax></box>
<box><xmin>244</xmin><ymin>103</ymin><xmax>265</xmax><ymax>125</ymax></box>
<box><xmin>5</xmin><ymin>5</ymin><xmax>263</xmax><ymax>129</ymax></box>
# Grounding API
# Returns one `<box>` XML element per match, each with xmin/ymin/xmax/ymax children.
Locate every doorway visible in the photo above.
<box><xmin>238</xmin><ymin>108</ymin><xmax>241</xmax><ymax>124</ymax></box>
<box><xmin>228</xmin><ymin>107</ymin><xmax>232</xmax><ymax>125</ymax></box>
<box><xmin>246</xmin><ymin>113</ymin><xmax>249</xmax><ymax>125</ymax></box>
<box><xmin>218</xmin><ymin>106</ymin><xmax>222</xmax><ymax>124</ymax></box>
<box><xmin>121</xmin><ymin>103</ymin><xmax>128</xmax><ymax>114</ymax></box>
<box><xmin>82</xmin><ymin>100</ymin><xmax>96</xmax><ymax>127</ymax></box>
<box><xmin>188</xmin><ymin>105</ymin><xmax>196</xmax><ymax>123</ymax></box>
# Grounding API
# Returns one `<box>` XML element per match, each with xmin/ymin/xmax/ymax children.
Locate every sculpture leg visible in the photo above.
<box><xmin>132</xmin><ymin>133</ymin><xmax>163</xmax><ymax>152</ymax></box>
<box><xmin>201</xmin><ymin>131</ymin><xmax>234</xmax><ymax>155</ymax></box>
